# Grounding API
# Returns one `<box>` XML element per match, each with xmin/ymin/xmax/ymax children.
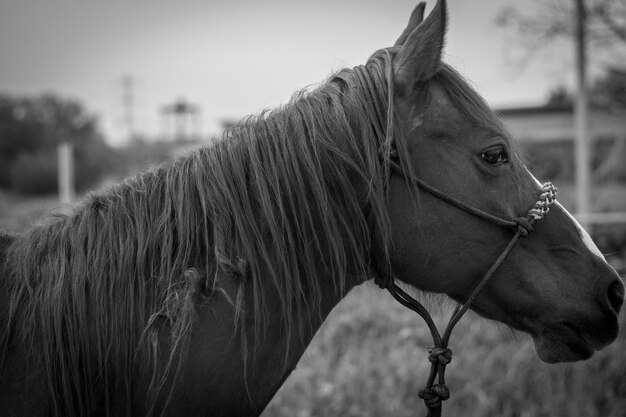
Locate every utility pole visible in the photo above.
<box><xmin>574</xmin><ymin>0</ymin><xmax>590</xmax><ymax>228</ymax></box>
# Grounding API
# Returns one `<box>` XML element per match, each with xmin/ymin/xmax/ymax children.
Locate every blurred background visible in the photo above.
<box><xmin>0</xmin><ymin>0</ymin><xmax>625</xmax><ymax>415</ymax></box>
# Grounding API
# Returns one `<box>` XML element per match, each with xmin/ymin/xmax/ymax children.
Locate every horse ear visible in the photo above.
<box><xmin>394</xmin><ymin>0</ymin><xmax>447</xmax><ymax>93</ymax></box>
<box><xmin>394</xmin><ymin>2</ymin><xmax>426</xmax><ymax>46</ymax></box>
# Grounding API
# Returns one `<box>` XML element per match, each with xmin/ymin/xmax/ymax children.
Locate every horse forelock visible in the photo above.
<box><xmin>2</xmin><ymin>49</ymin><xmax>400</xmax><ymax>416</ymax></box>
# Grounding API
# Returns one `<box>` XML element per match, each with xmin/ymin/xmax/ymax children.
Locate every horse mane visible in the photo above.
<box><xmin>1</xmin><ymin>50</ymin><xmax>405</xmax><ymax>416</ymax></box>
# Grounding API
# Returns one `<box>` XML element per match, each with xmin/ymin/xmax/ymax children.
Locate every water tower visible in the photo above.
<box><xmin>160</xmin><ymin>98</ymin><xmax>201</xmax><ymax>142</ymax></box>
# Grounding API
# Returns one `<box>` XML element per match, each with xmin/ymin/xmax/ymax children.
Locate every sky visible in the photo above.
<box><xmin>0</xmin><ymin>0</ymin><xmax>577</xmax><ymax>145</ymax></box>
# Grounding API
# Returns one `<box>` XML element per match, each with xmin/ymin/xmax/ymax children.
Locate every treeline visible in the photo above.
<box><xmin>0</xmin><ymin>94</ymin><xmax>119</xmax><ymax>194</ymax></box>
<box><xmin>0</xmin><ymin>94</ymin><xmax>176</xmax><ymax>195</ymax></box>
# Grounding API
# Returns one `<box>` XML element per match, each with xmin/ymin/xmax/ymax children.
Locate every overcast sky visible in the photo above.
<box><xmin>1</xmin><ymin>0</ymin><xmax>577</xmax><ymax>144</ymax></box>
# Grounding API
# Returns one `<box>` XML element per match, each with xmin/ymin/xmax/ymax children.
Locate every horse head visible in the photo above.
<box><xmin>382</xmin><ymin>0</ymin><xmax>623</xmax><ymax>363</ymax></box>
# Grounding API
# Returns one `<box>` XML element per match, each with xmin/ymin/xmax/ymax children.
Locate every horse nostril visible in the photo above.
<box><xmin>607</xmin><ymin>280</ymin><xmax>625</xmax><ymax>314</ymax></box>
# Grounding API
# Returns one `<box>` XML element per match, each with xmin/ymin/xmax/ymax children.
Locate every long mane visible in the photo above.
<box><xmin>1</xmin><ymin>50</ymin><xmax>406</xmax><ymax>416</ymax></box>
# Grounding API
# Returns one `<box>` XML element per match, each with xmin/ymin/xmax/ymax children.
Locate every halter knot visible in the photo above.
<box><xmin>427</xmin><ymin>347</ymin><xmax>452</xmax><ymax>365</ymax></box>
<box><xmin>373</xmin><ymin>272</ymin><xmax>393</xmax><ymax>289</ymax></box>
<box><xmin>514</xmin><ymin>217</ymin><xmax>534</xmax><ymax>237</ymax></box>
<box><xmin>418</xmin><ymin>384</ymin><xmax>450</xmax><ymax>408</ymax></box>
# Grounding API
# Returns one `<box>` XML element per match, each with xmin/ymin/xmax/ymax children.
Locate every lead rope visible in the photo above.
<box><xmin>371</xmin><ymin>50</ymin><xmax>559</xmax><ymax>417</ymax></box>
<box><xmin>376</xmin><ymin>167</ymin><xmax>556</xmax><ymax>417</ymax></box>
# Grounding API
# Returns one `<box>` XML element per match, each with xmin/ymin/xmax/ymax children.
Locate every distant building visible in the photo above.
<box><xmin>496</xmin><ymin>104</ymin><xmax>626</xmax><ymax>142</ymax></box>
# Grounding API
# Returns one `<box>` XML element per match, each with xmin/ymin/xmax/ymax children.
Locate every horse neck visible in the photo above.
<box><xmin>185</xmin><ymin>110</ymin><xmax>380</xmax><ymax>415</ymax></box>
<box><xmin>248</xmin><ymin>266</ymin><xmax>360</xmax><ymax>415</ymax></box>
<box><xmin>210</xmin><ymin>87</ymin><xmax>385</xmax><ymax>338</ymax></box>
<box><xmin>146</xmin><ymin>251</ymin><xmax>360</xmax><ymax>416</ymax></box>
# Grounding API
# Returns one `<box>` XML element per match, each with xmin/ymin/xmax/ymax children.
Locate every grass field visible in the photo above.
<box><xmin>264</xmin><ymin>285</ymin><xmax>626</xmax><ymax>417</ymax></box>
<box><xmin>1</xmin><ymin>187</ymin><xmax>625</xmax><ymax>416</ymax></box>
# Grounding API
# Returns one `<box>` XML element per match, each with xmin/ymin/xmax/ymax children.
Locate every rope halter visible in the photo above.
<box><xmin>371</xmin><ymin>46</ymin><xmax>559</xmax><ymax>417</ymax></box>
<box><xmin>378</xmin><ymin>161</ymin><xmax>557</xmax><ymax>417</ymax></box>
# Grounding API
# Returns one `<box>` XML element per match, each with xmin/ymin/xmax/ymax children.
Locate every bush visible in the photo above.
<box><xmin>8</xmin><ymin>142</ymin><xmax>121</xmax><ymax>195</ymax></box>
<box><xmin>9</xmin><ymin>149</ymin><xmax>58</xmax><ymax>194</ymax></box>
<box><xmin>73</xmin><ymin>140</ymin><xmax>120</xmax><ymax>191</ymax></box>
<box><xmin>115</xmin><ymin>140</ymin><xmax>176</xmax><ymax>176</ymax></box>
<box><xmin>0</xmin><ymin>93</ymin><xmax>113</xmax><ymax>194</ymax></box>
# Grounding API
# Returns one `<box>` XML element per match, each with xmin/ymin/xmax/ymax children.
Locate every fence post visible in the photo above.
<box><xmin>58</xmin><ymin>141</ymin><xmax>75</xmax><ymax>204</ymax></box>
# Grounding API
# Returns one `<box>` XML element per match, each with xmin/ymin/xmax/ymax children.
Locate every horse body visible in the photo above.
<box><xmin>0</xmin><ymin>245</ymin><xmax>339</xmax><ymax>416</ymax></box>
<box><xmin>1</xmin><ymin>1</ymin><xmax>623</xmax><ymax>416</ymax></box>
<box><xmin>0</xmin><ymin>219</ymin><xmax>351</xmax><ymax>416</ymax></box>
<box><xmin>130</xmin><ymin>277</ymin><xmax>330</xmax><ymax>417</ymax></box>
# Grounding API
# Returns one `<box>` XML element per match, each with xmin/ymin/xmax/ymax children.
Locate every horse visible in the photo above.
<box><xmin>1</xmin><ymin>1</ymin><xmax>623</xmax><ymax>416</ymax></box>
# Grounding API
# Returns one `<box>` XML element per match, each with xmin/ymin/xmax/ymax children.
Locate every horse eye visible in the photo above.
<box><xmin>481</xmin><ymin>148</ymin><xmax>509</xmax><ymax>165</ymax></box>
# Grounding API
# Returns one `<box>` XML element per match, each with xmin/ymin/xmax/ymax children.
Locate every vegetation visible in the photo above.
<box><xmin>496</xmin><ymin>0</ymin><xmax>626</xmax><ymax>69</ymax></box>
<box><xmin>265</xmin><ymin>284</ymin><xmax>626</xmax><ymax>417</ymax></box>
<box><xmin>0</xmin><ymin>93</ymin><xmax>188</xmax><ymax>196</ymax></box>
<box><xmin>0</xmin><ymin>94</ymin><xmax>118</xmax><ymax>194</ymax></box>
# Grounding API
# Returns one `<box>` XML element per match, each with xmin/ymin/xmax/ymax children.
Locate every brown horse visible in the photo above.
<box><xmin>1</xmin><ymin>1</ymin><xmax>623</xmax><ymax>416</ymax></box>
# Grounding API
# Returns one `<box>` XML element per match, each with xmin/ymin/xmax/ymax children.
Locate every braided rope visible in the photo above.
<box><xmin>528</xmin><ymin>183</ymin><xmax>557</xmax><ymax>220</ymax></box>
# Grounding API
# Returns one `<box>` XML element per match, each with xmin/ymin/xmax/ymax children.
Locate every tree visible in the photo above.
<box><xmin>497</xmin><ymin>1</ymin><xmax>626</xmax><ymax>187</ymax></box>
<box><xmin>496</xmin><ymin>0</ymin><xmax>626</xmax><ymax>66</ymax></box>
<box><xmin>0</xmin><ymin>94</ymin><xmax>100</xmax><ymax>156</ymax></box>
<box><xmin>545</xmin><ymin>67</ymin><xmax>626</xmax><ymax>109</ymax></box>
<box><xmin>592</xmin><ymin>67</ymin><xmax>626</xmax><ymax>110</ymax></box>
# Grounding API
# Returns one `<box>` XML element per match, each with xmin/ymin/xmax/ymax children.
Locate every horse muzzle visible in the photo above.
<box><xmin>531</xmin><ymin>300</ymin><xmax>621</xmax><ymax>364</ymax></box>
